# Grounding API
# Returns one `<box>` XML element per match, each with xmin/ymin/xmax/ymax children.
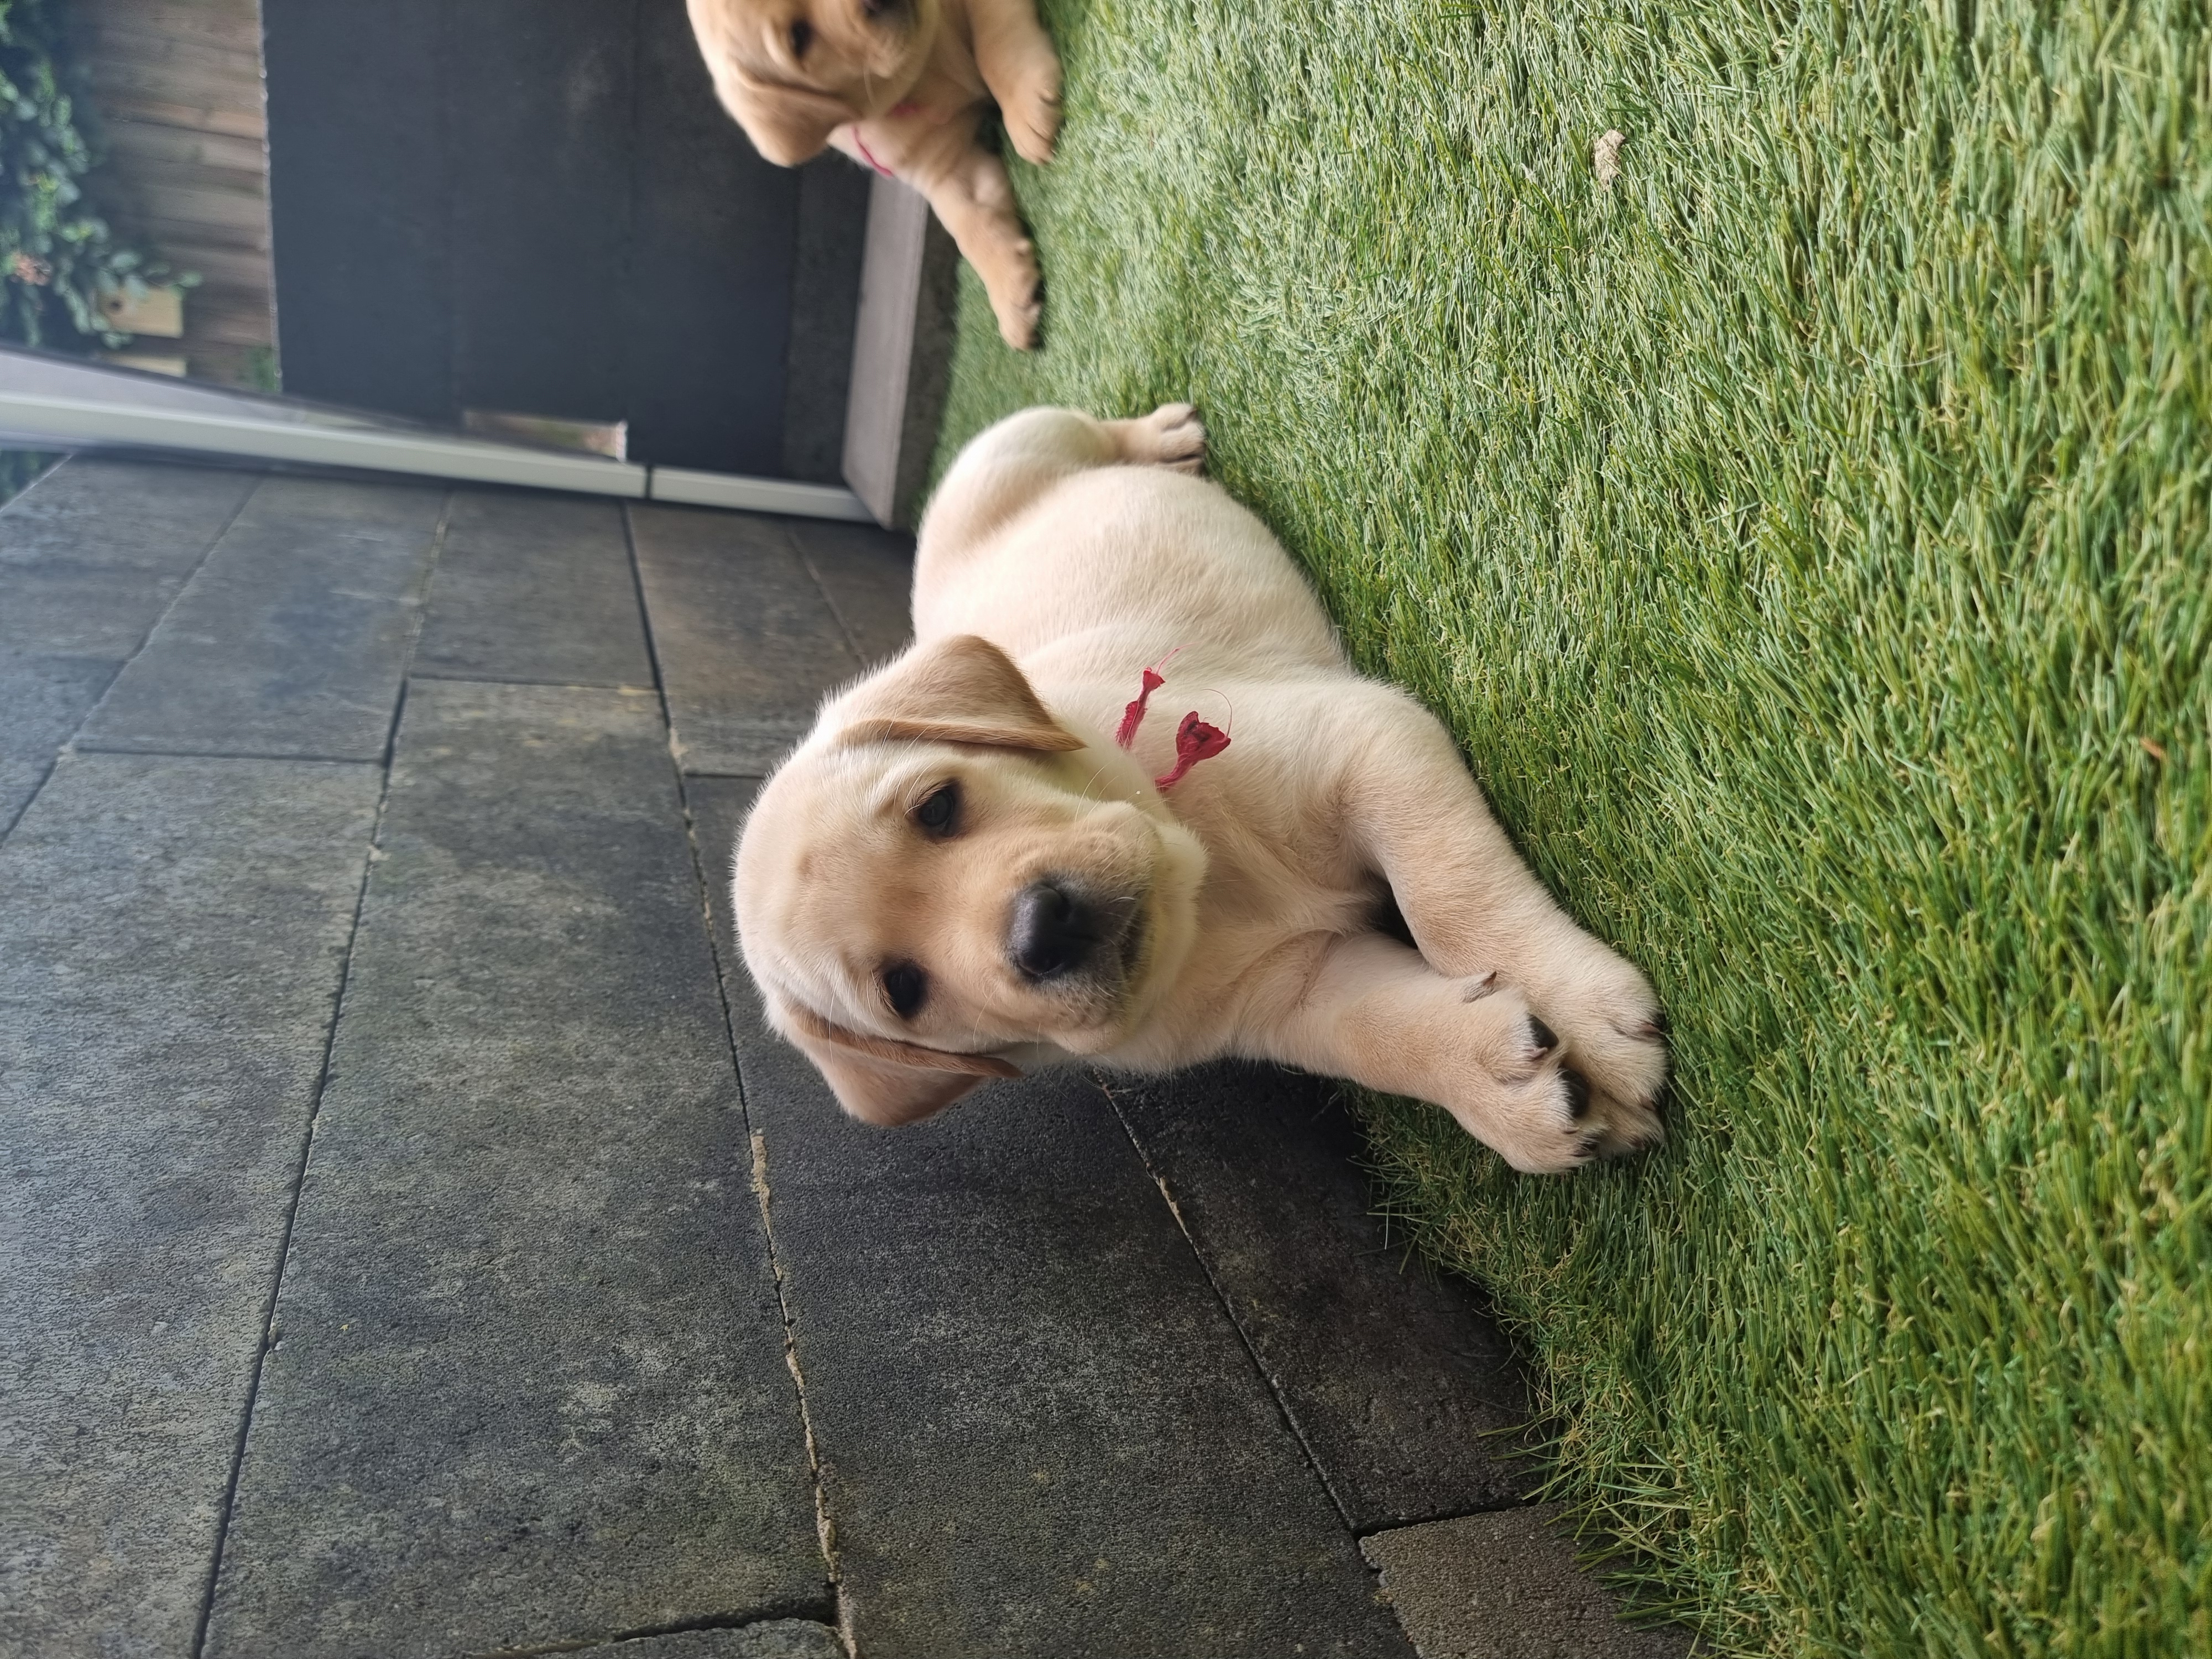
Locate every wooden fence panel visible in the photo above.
<box><xmin>76</xmin><ymin>0</ymin><xmax>275</xmax><ymax>385</ymax></box>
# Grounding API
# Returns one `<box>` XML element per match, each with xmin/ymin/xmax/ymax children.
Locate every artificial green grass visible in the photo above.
<box><xmin>930</xmin><ymin>0</ymin><xmax>2211</xmax><ymax>1650</ymax></box>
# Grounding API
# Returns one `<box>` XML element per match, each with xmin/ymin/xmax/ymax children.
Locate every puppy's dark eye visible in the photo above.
<box><xmin>788</xmin><ymin>18</ymin><xmax>813</xmax><ymax>57</ymax></box>
<box><xmin>913</xmin><ymin>780</ymin><xmax>960</xmax><ymax>837</ymax></box>
<box><xmin>883</xmin><ymin>961</ymin><xmax>927</xmax><ymax>1019</ymax></box>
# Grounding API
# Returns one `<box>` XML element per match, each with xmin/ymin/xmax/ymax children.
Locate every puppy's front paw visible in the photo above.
<box><xmin>1564</xmin><ymin>1070</ymin><xmax>1665</xmax><ymax>1165</ymax></box>
<box><xmin>1541</xmin><ymin>945</ymin><xmax>1670</xmax><ymax>1121</ymax></box>
<box><xmin>1001</xmin><ymin>63</ymin><xmax>1062</xmax><ymax>166</ymax></box>
<box><xmin>1124</xmin><ymin>403</ymin><xmax>1207</xmax><ymax>472</ymax></box>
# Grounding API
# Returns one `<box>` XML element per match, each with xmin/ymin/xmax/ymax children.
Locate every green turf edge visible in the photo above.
<box><xmin>926</xmin><ymin>0</ymin><xmax>2211</xmax><ymax>1651</ymax></box>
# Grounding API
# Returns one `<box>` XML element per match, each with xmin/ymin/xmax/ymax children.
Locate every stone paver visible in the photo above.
<box><xmin>690</xmin><ymin>779</ymin><xmax>1411</xmax><ymax>1658</ymax></box>
<box><xmin>784</xmin><ymin>518</ymin><xmax>914</xmax><ymax>667</ymax></box>
<box><xmin>628</xmin><ymin>506</ymin><xmax>863</xmax><ymax>774</ymax></box>
<box><xmin>0</xmin><ymin>459</ymin><xmax>255</xmax><ymax>659</ymax></box>
<box><xmin>78</xmin><ymin>476</ymin><xmax>446</xmax><ymax>760</ymax></box>
<box><xmin>0</xmin><ymin>458</ymin><xmax>262</xmax><ymax>837</ymax></box>
<box><xmin>0</xmin><ymin>652</ymin><xmax>113</xmax><ymax>832</ymax></box>
<box><xmin>0</xmin><ymin>462</ymin><xmax>1701</xmax><ymax>1658</ymax></box>
<box><xmin>413</xmin><ymin>489</ymin><xmax>653</xmax><ymax>687</ymax></box>
<box><xmin>572</xmin><ymin>1621</ymin><xmax>846</xmax><ymax>1658</ymax></box>
<box><xmin>1360</xmin><ymin>1507</ymin><xmax>1695</xmax><ymax>1659</ymax></box>
<box><xmin>203</xmin><ymin>681</ymin><xmax>824</xmax><ymax>1659</ymax></box>
<box><xmin>1106</xmin><ymin>1068</ymin><xmax>1532</xmax><ymax>1530</ymax></box>
<box><xmin>0</xmin><ymin>753</ymin><xmax>383</xmax><ymax>1657</ymax></box>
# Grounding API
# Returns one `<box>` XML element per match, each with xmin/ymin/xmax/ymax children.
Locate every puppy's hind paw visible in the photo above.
<box><xmin>1121</xmin><ymin>403</ymin><xmax>1207</xmax><ymax>473</ymax></box>
<box><xmin>987</xmin><ymin>242</ymin><xmax>1044</xmax><ymax>350</ymax></box>
<box><xmin>997</xmin><ymin>290</ymin><xmax>1043</xmax><ymax>351</ymax></box>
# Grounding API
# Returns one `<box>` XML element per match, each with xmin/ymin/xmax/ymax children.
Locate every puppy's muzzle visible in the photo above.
<box><xmin>1008</xmin><ymin>880</ymin><xmax>1136</xmax><ymax>982</ymax></box>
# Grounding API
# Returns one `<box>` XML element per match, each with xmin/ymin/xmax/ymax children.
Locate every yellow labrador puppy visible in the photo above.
<box><xmin>686</xmin><ymin>0</ymin><xmax>1060</xmax><ymax>347</ymax></box>
<box><xmin>734</xmin><ymin>405</ymin><xmax>1670</xmax><ymax>1172</ymax></box>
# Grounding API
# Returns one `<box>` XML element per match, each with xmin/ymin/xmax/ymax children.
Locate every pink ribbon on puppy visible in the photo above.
<box><xmin>848</xmin><ymin>126</ymin><xmax>895</xmax><ymax>178</ymax></box>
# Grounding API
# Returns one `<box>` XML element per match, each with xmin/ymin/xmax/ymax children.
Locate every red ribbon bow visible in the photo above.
<box><xmin>1115</xmin><ymin>653</ymin><xmax>1228</xmax><ymax>791</ymax></box>
<box><xmin>1115</xmin><ymin>666</ymin><xmax>1165</xmax><ymax>748</ymax></box>
<box><xmin>1155</xmin><ymin>710</ymin><xmax>1230</xmax><ymax>791</ymax></box>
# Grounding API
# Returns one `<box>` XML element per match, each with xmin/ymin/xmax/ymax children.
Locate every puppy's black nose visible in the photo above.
<box><xmin>1010</xmin><ymin>881</ymin><xmax>1099</xmax><ymax>980</ymax></box>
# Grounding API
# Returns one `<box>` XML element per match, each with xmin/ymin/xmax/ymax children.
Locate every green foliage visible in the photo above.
<box><xmin>0</xmin><ymin>446</ymin><xmax>54</xmax><ymax>500</ymax></box>
<box><xmin>935</xmin><ymin>0</ymin><xmax>2212</xmax><ymax>1650</ymax></box>
<box><xmin>0</xmin><ymin>0</ymin><xmax>183</xmax><ymax>350</ymax></box>
<box><xmin>240</xmin><ymin>343</ymin><xmax>279</xmax><ymax>394</ymax></box>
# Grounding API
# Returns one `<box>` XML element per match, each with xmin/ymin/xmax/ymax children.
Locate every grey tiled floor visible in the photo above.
<box><xmin>0</xmin><ymin>458</ymin><xmax>1690</xmax><ymax>1658</ymax></box>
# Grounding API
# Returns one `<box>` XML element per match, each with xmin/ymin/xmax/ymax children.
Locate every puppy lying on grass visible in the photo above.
<box><xmin>734</xmin><ymin>406</ymin><xmax>1669</xmax><ymax>1172</ymax></box>
<box><xmin>686</xmin><ymin>0</ymin><xmax>1060</xmax><ymax>348</ymax></box>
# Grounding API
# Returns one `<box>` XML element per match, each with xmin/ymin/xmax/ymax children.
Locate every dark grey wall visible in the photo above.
<box><xmin>264</xmin><ymin>0</ymin><xmax>865</xmax><ymax>476</ymax></box>
<box><xmin>781</xmin><ymin>158</ymin><xmax>870</xmax><ymax>484</ymax></box>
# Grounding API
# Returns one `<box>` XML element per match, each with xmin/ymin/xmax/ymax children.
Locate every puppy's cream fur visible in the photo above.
<box><xmin>686</xmin><ymin>0</ymin><xmax>1060</xmax><ymax>347</ymax></box>
<box><xmin>735</xmin><ymin>406</ymin><xmax>1669</xmax><ymax>1172</ymax></box>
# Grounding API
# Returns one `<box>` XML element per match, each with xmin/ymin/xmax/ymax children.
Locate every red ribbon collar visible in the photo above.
<box><xmin>1115</xmin><ymin>651</ymin><xmax>1229</xmax><ymax>791</ymax></box>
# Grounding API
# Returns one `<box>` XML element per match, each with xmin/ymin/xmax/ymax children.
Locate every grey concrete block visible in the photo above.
<box><xmin>79</xmin><ymin>475</ymin><xmax>446</xmax><ymax>760</ymax></box>
<box><xmin>629</xmin><ymin>506</ymin><xmax>862</xmax><ymax>775</ymax></box>
<box><xmin>202</xmin><ymin>681</ymin><xmax>824</xmax><ymax>1659</ymax></box>
<box><xmin>1106</xmin><ymin>1068</ymin><xmax>1533</xmax><ymax>1530</ymax></box>
<box><xmin>841</xmin><ymin>173</ymin><xmax>959</xmax><ymax>530</ymax></box>
<box><xmin>0</xmin><ymin>457</ymin><xmax>257</xmax><ymax>657</ymax></box>
<box><xmin>413</xmin><ymin>489</ymin><xmax>653</xmax><ymax>687</ymax></box>
<box><xmin>0</xmin><ymin>651</ymin><xmax>115</xmax><ymax>831</ymax></box>
<box><xmin>1360</xmin><ymin>1507</ymin><xmax>1695</xmax><ymax>1659</ymax></box>
<box><xmin>573</xmin><ymin>1620</ymin><xmax>846</xmax><ymax>1658</ymax></box>
<box><xmin>686</xmin><ymin>777</ymin><xmax>1411</xmax><ymax>1659</ymax></box>
<box><xmin>0</xmin><ymin>752</ymin><xmax>384</xmax><ymax>1658</ymax></box>
<box><xmin>785</xmin><ymin>518</ymin><xmax>914</xmax><ymax>669</ymax></box>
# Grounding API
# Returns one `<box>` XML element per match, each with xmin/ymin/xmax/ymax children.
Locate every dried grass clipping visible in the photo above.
<box><xmin>1593</xmin><ymin>128</ymin><xmax>1626</xmax><ymax>189</ymax></box>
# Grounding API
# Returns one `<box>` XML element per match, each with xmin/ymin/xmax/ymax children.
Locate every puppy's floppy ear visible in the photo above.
<box><xmin>837</xmin><ymin>634</ymin><xmax>1085</xmax><ymax>754</ymax></box>
<box><xmin>710</xmin><ymin>70</ymin><xmax>852</xmax><ymax>166</ymax></box>
<box><xmin>782</xmin><ymin>1001</ymin><xmax>1019</xmax><ymax>1126</ymax></box>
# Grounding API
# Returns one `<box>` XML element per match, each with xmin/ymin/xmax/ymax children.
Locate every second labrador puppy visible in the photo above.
<box><xmin>686</xmin><ymin>0</ymin><xmax>1060</xmax><ymax>348</ymax></box>
<box><xmin>732</xmin><ymin>404</ymin><xmax>1671</xmax><ymax>1173</ymax></box>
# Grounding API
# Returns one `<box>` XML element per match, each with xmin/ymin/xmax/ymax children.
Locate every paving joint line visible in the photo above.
<box><xmin>0</xmin><ymin>463</ymin><xmax>263</xmax><ymax>849</ymax></box>
<box><xmin>65</xmin><ymin>743</ymin><xmax>385</xmax><ymax>765</ymax></box>
<box><xmin>787</xmin><ymin>522</ymin><xmax>872</xmax><ymax>669</ymax></box>
<box><xmin>406</xmin><ymin>669</ymin><xmax>651</xmax><ymax>691</ymax></box>
<box><xmin>187</xmin><ymin>487</ymin><xmax>456</xmax><ymax>1659</ymax></box>
<box><xmin>1349</xmin><ymin>1496</ymin><xmax>1552</xmax><ymax>1542</ymax></box>
<box><xmin>1093</xmin><ymin>1072</ymin><xmax>1367</xmax><ymax>1538</ymax></box>
<box><xmin>622</xmin><ymin>501</ymin><xmax>853</xmax><ymax>1654</ymax></box>
<box><xmin>463</xmin><ymin>1608</ymin><xmax>843</xmax><ymax>1659</ymax></box>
